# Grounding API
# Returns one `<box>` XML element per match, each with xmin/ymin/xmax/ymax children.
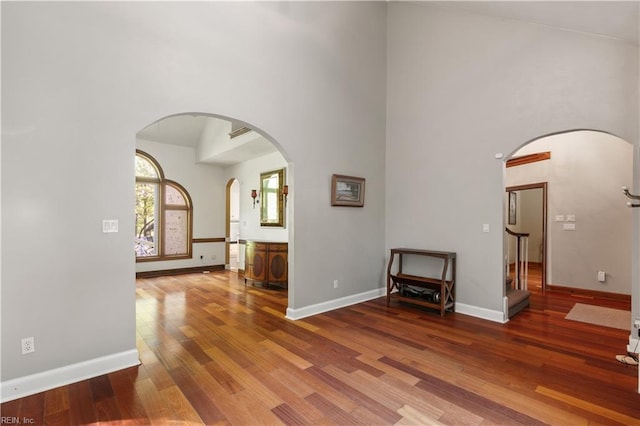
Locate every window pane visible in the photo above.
<box><xmin>135</xmin><ymin>182</ymin><xmax>158</xmax><ymax>257</ymax></box>
<box><xmin>164</xmin><ymin>210</ymin><xmax>188</xmax><ymax>256</ymax></box>
<box><xmin>136</xmin><ymin>155</ymin><xmax>159</xmax><ymax>178</ymax></box>
<box><xmin>165</xmin><ymin>184</ymin><xmax>186</xmax><ymax>206</ymax></box>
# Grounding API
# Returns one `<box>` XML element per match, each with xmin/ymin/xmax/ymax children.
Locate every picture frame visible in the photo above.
<box><xmin>508</xmin><ymin>191</ymin><xmax>517</xmax><ymax>225</ymax></box>
<box><xmin>331</xmin><ymin>174</ymin><xmax>365</xmax><ymax>207</ymax></box>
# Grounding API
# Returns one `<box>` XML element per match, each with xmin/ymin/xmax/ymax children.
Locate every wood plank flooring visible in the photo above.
<box><xmin>2</xmin><ymin>271</ymin><xmax>639</xmax><ymax>425</ymax></box>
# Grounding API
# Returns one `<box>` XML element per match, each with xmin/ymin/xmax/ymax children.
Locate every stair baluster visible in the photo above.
<box><xmin>506</xmin><ymin>227</ymin><xmax>529</xmax><ymax>291</ymax></box>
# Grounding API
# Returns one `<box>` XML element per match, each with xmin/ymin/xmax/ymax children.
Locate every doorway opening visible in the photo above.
<box><xmin>505</xmin><ymin>183</ymin><xmax>547</xmax><ymax>292</ymax></box>
<box><xmin>504</xmin><ymin>130</ymin><xmax>633</xmax><ymax>314</ymax></box>
<box><xmin>135</xmin><ymin>112</ymin><xmax>292</xmax><ymax>315</ymax></box>
<box><xmin>226</xmin><ymin>179</ymin><xmax>240</xmax><ymax>272</ymax></box>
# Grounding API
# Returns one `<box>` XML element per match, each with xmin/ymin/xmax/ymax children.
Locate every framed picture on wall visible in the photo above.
<box><xmin>508</xmin><ymin>191</ymin><xmax>517</xmax><ymax>225</ymax></box>
<box><xmin>331</xmin><ymin>174</ymin><xmax>365</xmax><ymax>207</ymax></box>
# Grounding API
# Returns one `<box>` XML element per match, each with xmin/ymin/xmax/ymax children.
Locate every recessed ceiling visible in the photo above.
<box><xmin>137</xmin><ymin>114</ymin><xmax>210</xmax><ymax>148</ymax></box>
<box><xmin>137</xmin><ymin>114</ymin><xmax>278</xmax><ymax>166</ymax></box>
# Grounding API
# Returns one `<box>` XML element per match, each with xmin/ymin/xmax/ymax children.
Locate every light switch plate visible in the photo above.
<box><xmin>102</xmin><ymin>219</ymin><xmax>119</xmax><ymax>233</ymax></box>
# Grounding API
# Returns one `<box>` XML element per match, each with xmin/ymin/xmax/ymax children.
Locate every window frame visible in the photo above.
<box><xmin>135</xmin><ymin>149</ymin><xmax>193</xmax><ymax>262</ymax></box>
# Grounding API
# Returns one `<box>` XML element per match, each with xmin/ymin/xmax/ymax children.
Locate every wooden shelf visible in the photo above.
<box><xmin>391</xmin><ymin>273</ymin><xmax>445</xmax><ymax>287</ymax></box>
<box><xmin>389</xmin><ymin>293</ymin><xmax>455</xmax><ymax>312</ymax></box>
<box><xmin>386</xmin><ymin>248</ymin><xmax>456</xmax><ymax>316</ymax></box>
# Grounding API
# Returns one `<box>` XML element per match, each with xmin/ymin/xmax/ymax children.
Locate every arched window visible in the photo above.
<box><xmin>135</xmin><ymin>150</ymin><xmax>193</xmax><ymax>261</ymax></box>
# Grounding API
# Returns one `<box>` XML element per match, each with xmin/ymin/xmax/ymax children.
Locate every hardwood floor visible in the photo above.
<box><xmin>3</xmin><ymin>271</ymin><xmax>639</xmax><ymax>425</ymax></box>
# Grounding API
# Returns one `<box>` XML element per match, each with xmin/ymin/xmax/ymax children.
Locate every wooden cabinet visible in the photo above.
<box><xmin>244</xmin><ymin>241</ymin><xmax>288</xmax><ymax>289</ymax></box>
<box><xmin>386</xmin><ymin>248</ymin><xmax>456</xmax><ymax>316</ymax></box>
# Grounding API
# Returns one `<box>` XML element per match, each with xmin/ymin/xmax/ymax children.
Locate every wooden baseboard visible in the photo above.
<box><xmin>136</xmin><ymin>265</ymin><xmax>225</xmax><ymax>279</ymax></box>
<box><xmin>546</xmin><ymin>284</ymin><xmax>631</xmax><ymax>302</ymax></box>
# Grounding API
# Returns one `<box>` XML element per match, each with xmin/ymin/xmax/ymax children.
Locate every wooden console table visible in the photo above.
<box><xmin>386</xmin><ymin>248</ymin><xmax>456</xmax><ymax>316</ymax></box>
<box><xmin>244</xmin><ymin>241</ymin><xmax>288</xmax><ymax>289</ymax></box>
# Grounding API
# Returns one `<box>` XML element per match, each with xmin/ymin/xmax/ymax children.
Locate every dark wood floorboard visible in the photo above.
<box><xmin>2</xmin><ymin>270</ymin><xmax>639</xmax><ymax>425</ymax></box>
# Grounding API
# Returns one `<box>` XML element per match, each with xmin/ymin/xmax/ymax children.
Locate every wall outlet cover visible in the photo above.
<box><xmin>21</xmin><ymin>337</ymin><xmax>35</xmax><ymax>355</ymax></box>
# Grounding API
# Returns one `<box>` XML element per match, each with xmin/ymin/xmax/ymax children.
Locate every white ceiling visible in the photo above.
<box><xmin>431</xmin><ymin>1</ymin><xmax>639</xmax><ymax>44</ymax></box>
<box><xmin>137</xmin><ymin>2</ymin><xmax>639</xmax><ymax>165</ymax></box>
<box><xmin>137</xmin><ymin>115</ymin><xmax>278</xmax><ymax>166</ymax></box>
<box><xmin>137</xmin><ymin>114</ymin><xmax>210</xmax><ymax>148</ymax></box>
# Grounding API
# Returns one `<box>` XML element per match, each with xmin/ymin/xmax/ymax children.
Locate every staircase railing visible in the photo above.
<box><xmin>505</xmin><ymin>227</ymin><xmax>530</xmax><ymax>291</ymax></box>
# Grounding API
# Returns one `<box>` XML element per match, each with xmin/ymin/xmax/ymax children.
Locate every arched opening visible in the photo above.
<box><xmin>226</xmin><ymin>178</ymin><xmax>240</xmax><ymax>272</ymax></box>
<box><xmin>135</xmin><ymin>112</ymin><xmax>291</xmax><ymax>312</ymax></box>
<box><xmin>504</xmin><ymin>130</ymin><xmax>633</xmax><ymax>321</ymax></box>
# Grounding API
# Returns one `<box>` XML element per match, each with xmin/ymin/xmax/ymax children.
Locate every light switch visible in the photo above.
<box><xmin>566</xmin><ymin>215</ymin><xmax>575</xmax><ymax>222</ymax></box>
<box><xmin>563</xmin><ymin>223</ymin><xmax>575</xmax><ymax>231</ymax></box>
<box><xmin>482</xmin><ymin>224</ymin><xmax>490</xmax><ymax>233</ymax></box>
<box><xmin>555</xmin><ymin>215</ymin><xmax>565</xmax><ymax>222</ymax></box>
<box><xmin>102</xmin><ymin>219</ymin><xmax>119</xmax><ymax>233</ymax></box>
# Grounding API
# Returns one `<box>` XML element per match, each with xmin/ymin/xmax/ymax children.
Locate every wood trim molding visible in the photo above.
<box><xmin>136</xmin><ymin>264</ymin><xmax>225</xmax><ymax>279</ymax></box>
<box><xmin>193</xmin><ymin>237</ymin><xmax>225</xmax><ymax>243</ymax></box>
<box><xmin>546</xmin><ymin>284</ymin><xmax>631</xmax><ymax>302</ymax></box>
<box><xmin>506</xmin><ymin>151</ymin><xmax>551</xmax><ymax>168</ymax></box>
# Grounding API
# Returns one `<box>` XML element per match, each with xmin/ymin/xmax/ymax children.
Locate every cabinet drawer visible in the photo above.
<box><xmin>248</xmin><ymin>242</ymin><xmax>267</xmax><ymax>250</ymax></box>
<box><xmin>269</xmin><ymin>243</ymin><xmax>288</xmax><ymax>252</ymax></box>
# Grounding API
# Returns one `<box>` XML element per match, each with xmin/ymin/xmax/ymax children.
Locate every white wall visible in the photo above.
<box><xmin>386</xmin><ymin>3</ymin><xmax>638</xmax><ymax>321</ymax></box>
<box><xmin>1</xmin><ymin>1</ymin><xmax>387</xmax><ymax>399</ymax></box>
<box><xmin>507</xmin><ymin>131</ymin><xmax>633</xmax><ymax>295</ymax></box>
<box><xmin>135</xmin><ymin>139</ymin><xmax>227</xmax><ymax>272</ymax></box>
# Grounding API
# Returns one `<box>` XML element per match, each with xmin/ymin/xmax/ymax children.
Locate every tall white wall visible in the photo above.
<box><xmin>1</xmin><ymin>1</ymin><xmax>387</xmax><ymax>399</ymax></box>
<box><xmin>507</xmin><ymin>131</ymin><xmax>633</xmax><ymax>295</ymax></box>
<box><xmin>386</xmin><ymin>3</ymin><xmax>638</xmax><ymax>321</ymax></box>
<box><xmin>135</xmin><ymin>139</ymin><xmax>227</xmax><ymax>272</ymax></box>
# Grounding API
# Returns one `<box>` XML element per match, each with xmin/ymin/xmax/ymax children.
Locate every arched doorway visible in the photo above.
<box><xmin>136</xmin><ymin>112</ymin><xmax>292</xmax><ymax>312</ymax></box>
<box><xmin>504</xmin><ymin>130</ymin><xmax>633</xmax><ymax>313</ymax></box>
<box><xmin>226</xmin><ymin>178</ymin><xmax>240</xmax><ymax>272</ymax></box>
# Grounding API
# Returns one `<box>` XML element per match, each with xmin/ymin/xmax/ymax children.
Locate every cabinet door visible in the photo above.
<box><xmin>245</xmin><ymin>243</ymin><xmax>266</xmax><ymax>281</ymax></box>
<box><xmin>245</xmin><ymin>243</ymin><xmax>254</xmax><ymax>279</ymax></box>
<box><xmin>268</xmin><ymin>251</ymin><xmax>287</xmax><ymax>284</ymax></box>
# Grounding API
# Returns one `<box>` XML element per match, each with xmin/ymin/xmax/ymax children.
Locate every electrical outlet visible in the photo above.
<box><xmin>333</xmin><ymin>280</ymin><xmax>339</xmax><ymax>288</ymax></box>
<box><xmin>21</xmin><ymin>337</ymin><xmax>35</xmax><ymax>355</ymax></box>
